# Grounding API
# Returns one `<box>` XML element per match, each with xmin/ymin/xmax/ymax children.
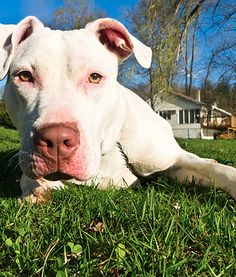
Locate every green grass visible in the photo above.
<box><xmin>177</xmin><ymin>138</ymin><xmax>236</xmax><ymax>167</ymax></box>
<box><xmin>0</xmin><ymin>126</ymin><xmax>236</xmax><ymax>276</ymax></box>
<box><xmin>0</xmin><ymin>126</ymin><xmax>21</xmax><ymax>197</ymax></box>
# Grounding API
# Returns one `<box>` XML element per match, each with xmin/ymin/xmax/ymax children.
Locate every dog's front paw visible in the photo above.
<box><xmin>18</xmin><ymin>186</ymin><xmax>52</xmax><ymax>204</ymax></box>
<box><xmin>18</xmin><ymin>174</ymin><xmax>64</xmax><ymax>204</ymax></box>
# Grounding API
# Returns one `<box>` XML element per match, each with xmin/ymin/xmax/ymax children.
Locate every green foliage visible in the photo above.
<box><xmin>0</xmin><ymin>109</ymin><xmax>15</xmax><ymax>129</ymax></box>
<box><xmin>0</xmin><ymin>126</ymin><xmax>20</xmax><ymax>151</ymax></box>
<box><xmin>0</xmin><ymin>127</ymin><xmax>235</xmax><ymax>275</ymax></box>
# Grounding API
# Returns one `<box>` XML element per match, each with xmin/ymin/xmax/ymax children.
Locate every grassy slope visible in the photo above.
<box><xmin>0</xmin><ymin>126</ymin><xmax>235</xmax><ymax>276</ymax></box>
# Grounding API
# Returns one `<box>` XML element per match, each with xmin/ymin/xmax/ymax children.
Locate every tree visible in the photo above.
<box><xmin>182</xmin><ymin>18</ymin><xmax>198</xmax><ymax>96</ymax></box>
<box><xmin>122</xmin><ymin>0</ymin><xmax>207</xmax><ymax>108</ymax></box>
<box><xmin>201</xmin><ymin>0</ymin><xmax>236</xmax><ymax>91</ymax></box>
<box><xmin>51</xmin><ymin>0</ymin><xmax>105</xmax><ymax>30</ymax></box>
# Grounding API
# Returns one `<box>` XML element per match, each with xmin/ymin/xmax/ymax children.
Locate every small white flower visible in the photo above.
<box><xmin>173</xmin><ymin>202</ymin><xmax>181</xmax><ymax>210</ymax></box>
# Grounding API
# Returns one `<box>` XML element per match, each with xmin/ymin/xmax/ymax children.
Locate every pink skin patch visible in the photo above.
<box><xmin>29</xmin><ymin>150</ymin><xmax>93</xmax><ymax>181</ymax></box>
<box><xmin>97</xmin><ymin>21</ymin><xmax>133</xmax><ymax>59</ymax></box>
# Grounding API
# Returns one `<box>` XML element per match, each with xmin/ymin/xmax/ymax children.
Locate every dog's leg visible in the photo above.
<box><xmin>165</xmin><ymin>150</ymin><xmax>236</xmax><ymax>200</ymax></box>
<box><xmin>119</xmin><ymin>88</ymin><xmax>236</xmax><ymax>200</ymax></box>
<box><xmin>19</xmin><ymin>174</ymin><xmax>65</xmax><ymax>204</ymax></box>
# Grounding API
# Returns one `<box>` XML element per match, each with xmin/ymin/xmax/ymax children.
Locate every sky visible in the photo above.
<box><xmin>0</xmin><ymin>0</ymin><xmax>138</xmax><ymax>92</ymax></box>
<box><xmin>0</xmin><ymin>0</ymin><xmax>137</xmax><ymax>24</ymax></box>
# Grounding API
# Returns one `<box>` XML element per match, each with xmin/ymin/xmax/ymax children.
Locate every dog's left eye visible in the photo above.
<box><xmin>17</xmin><ymin>71</ymin><xmax>33</xmax><ymax>83</ymax></box>
<box><xmin>88</xmin><ymin>73</ymin><xmax>102</xmax><ymax>84</ymax></box>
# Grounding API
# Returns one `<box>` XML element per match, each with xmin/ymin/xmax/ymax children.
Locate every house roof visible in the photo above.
<box><xmin>153</xmin><ymin>92</ymin><xmax>232</xmax><ymax>115</ymax></box>
<box><xmin>165</xmin><ymin>92</ymin><xmax>207</xmax><ymax>106</ymax></box>
<box><xmin>211</xmin><ymin>105</ymin><xmax>232</xmax><ymax>116</ymax></box>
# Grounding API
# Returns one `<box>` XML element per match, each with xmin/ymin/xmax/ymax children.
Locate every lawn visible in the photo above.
<box><xmin>0</xmin><ymin>125</ymin><xmax>235</xmax><ymax>276</ymax></box>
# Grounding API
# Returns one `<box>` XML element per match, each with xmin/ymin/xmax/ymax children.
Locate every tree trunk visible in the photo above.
<box><xmin>188</xmin><ymin>20</ymin><xmax>197</xmax><ymax>97</ymax></box>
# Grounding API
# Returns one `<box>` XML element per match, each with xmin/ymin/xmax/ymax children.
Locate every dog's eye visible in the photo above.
<box><xmin>17</xmin><ymin>71</ymin><xmax>33</xmax><ymax>83</ymax></box>
<box><xmin>88</xmin><ymin>73</ymin><xmax>102</xmax><ymax>84</ymax></box>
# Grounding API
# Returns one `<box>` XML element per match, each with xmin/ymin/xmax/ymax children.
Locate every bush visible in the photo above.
<box><xmin>0</xmin><ymin>109</ymin><xmax>16</xmax><ymax>129</ymax></box>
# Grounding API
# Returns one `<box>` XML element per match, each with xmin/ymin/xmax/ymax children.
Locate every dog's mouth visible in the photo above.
<box><xmin>21</xmin><ymin>139</ymin><xmax>101</xmax><ymax>182</ymax></box>
<box><xmin>44</xmin><ymin>172</ymin><xmax>74</xmax><ymax>181</ymax></box>
<box><xmin>25</xmin><ymin>154</ymin><xmax>97</xmax><ymax>182</ymax></box>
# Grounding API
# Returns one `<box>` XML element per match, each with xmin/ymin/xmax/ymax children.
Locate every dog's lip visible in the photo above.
<box><xmin>43</xmin><ymin>171</ymin><xmax>94</xmax><ymax>182</ymax></box>
<box><xmin>44</xmin><ymin>172</ymin><xmax>73</xmax><ymax>181</ymax></box>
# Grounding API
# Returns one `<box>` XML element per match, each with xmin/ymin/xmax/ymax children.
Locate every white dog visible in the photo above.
<box><xmin>0</xmin><ymin>16</ymin><xmax>235</xmax><ymax>203</ymax></box>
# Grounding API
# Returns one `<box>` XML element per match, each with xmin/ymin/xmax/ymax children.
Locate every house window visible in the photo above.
<box><xmin>159</xmin><ymin>110</ymin><xmax>175</xmax><ymax>120</ymax></box>
<box><xmin>195</xmin><ymin>109</ymin><xmax>200</xmax><ymax>123</ymax></box>
<box><xmin>184</xmin><ymin>110</ymin><xmax>189</xmax><ymax>123</ymax></box>
<box><xmin>179</xmin><ymin>109</ymin><xmax>200</xmax><ymax>124</ymax></box>
<box><xmin>179</xmin><ymin>110</ymin><xmax>183</xmax><ymax>124</ymax></box>
<box><xmin>190</xmin><ymin>109</ymin><xmax>194</xmax><ymax>123</ymax></box>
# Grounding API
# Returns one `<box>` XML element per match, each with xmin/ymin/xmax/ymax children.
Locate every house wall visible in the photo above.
<box><xmin>153</xmin><ymin>94</ymin><xmax>205</xmax><ymax>139</ymax></box>
<box><xmin>147</xmin><ymin>93</ymin><xmax>232</xmax><ymax>139</ymax></box>
<box><xmin>172</xmin><ymin>125</ymin><xmax>202</xmax><ymax>139</ymax></box>
<box><xmin>202</xmin><ymin>128</ymin><xmax>218</xmax><ymax>139</ymax></box>
<box><xmin>231</xmin><ymin>115</ymin><xmax>236</xmax><ymax>128</ymax></box>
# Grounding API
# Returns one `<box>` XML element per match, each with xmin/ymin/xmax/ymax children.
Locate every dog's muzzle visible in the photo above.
<box><xmin>33</xmin><ymin>122</ymin><xmax>80</xmax><ymax>179</ymax></box>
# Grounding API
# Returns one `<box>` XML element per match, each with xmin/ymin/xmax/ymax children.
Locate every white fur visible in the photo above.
<box><xmin>0</xmin><ymin>17</ymin><xmax>235</xmax><ymax>203</ymax></box>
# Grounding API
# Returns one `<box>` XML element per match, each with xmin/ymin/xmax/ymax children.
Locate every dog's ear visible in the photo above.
<box><xmin>85</xmin><ymin>18</ymin><xmax>152</xmax><ymax>68</ymax></box>
<box><xmin>0</xmin><ymin>16</ymin><xmax>44</xmax><ymax>80</ymax></box>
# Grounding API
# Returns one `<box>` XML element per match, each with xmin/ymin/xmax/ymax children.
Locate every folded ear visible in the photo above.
<box><xmin>0</xmin><ymin>16</ymin><xmax>44</xmax><ymax>80</ymax></box>
<box><xmin>0</xmin><ymin>24</ymin><xmax>15</xmax><ymax>79</ymax></box>
<box><xmin>85</xmin><ymin>18</ymin><xmax>152</xmax><ymax>68</ymax></box>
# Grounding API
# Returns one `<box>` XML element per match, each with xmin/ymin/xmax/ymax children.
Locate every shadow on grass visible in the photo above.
<box><xmin>0</xmin><ymin>149</ymin><xmax>22</xmax><ymax>198</ymax></box>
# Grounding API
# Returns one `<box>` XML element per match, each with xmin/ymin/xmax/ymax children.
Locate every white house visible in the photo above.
<box><xmin>149</xmin><ymin>92</ymin><xmax>232</xmax><ymax>139</ymax></box>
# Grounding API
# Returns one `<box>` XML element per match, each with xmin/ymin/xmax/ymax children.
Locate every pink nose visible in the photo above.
<box><xmin>34</xmin><ymin>123</ymin><xmax>79</xmax><ymax>160</ymax></box>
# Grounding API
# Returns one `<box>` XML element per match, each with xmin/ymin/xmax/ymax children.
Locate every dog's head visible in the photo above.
<box><xmin>0</xmin><ymin>16</ymin><xmax>152</xmax><ymax>181</ymax></box>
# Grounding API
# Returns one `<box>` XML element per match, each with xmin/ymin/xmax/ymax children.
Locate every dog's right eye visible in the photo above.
<box><xmin>17</xmin><ymin>71</ymin><xmax>33</xmax><ymax>83</ymax></box>
<box><xmin>88</xmin><ymin>73</ymin><xmax>103</xmax><ymax>84</ymax></box>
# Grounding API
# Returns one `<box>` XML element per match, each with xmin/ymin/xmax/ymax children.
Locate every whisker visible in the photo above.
<box><xmin>3</xmin><ymin>153</ymin><xmax>19</xmax><ymax>174</ymax></box>
<box><xmin>8</xmin><ymin>152</ymin><xmax>20</xmax><ymax>165</ymax></box>
<box><xmin>1</xmin><ymin>148</ymin><xmax>19</xmax><ymax>160</ymax></box>
<box><xmin>4</xmin><ymin>150</ymin><xmax>29</xmax><ymax>174</ymax></box>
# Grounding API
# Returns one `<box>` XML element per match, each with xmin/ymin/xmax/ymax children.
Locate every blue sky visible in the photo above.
<box><xmin>0</xmin><ymin>0</ymin><xmax>137</xmax><ymax>24</ymax></box>
<box><xmin>0</xmin><ymin>0</ymin><xmax>138</xmax><ymax>91</ymax></box>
